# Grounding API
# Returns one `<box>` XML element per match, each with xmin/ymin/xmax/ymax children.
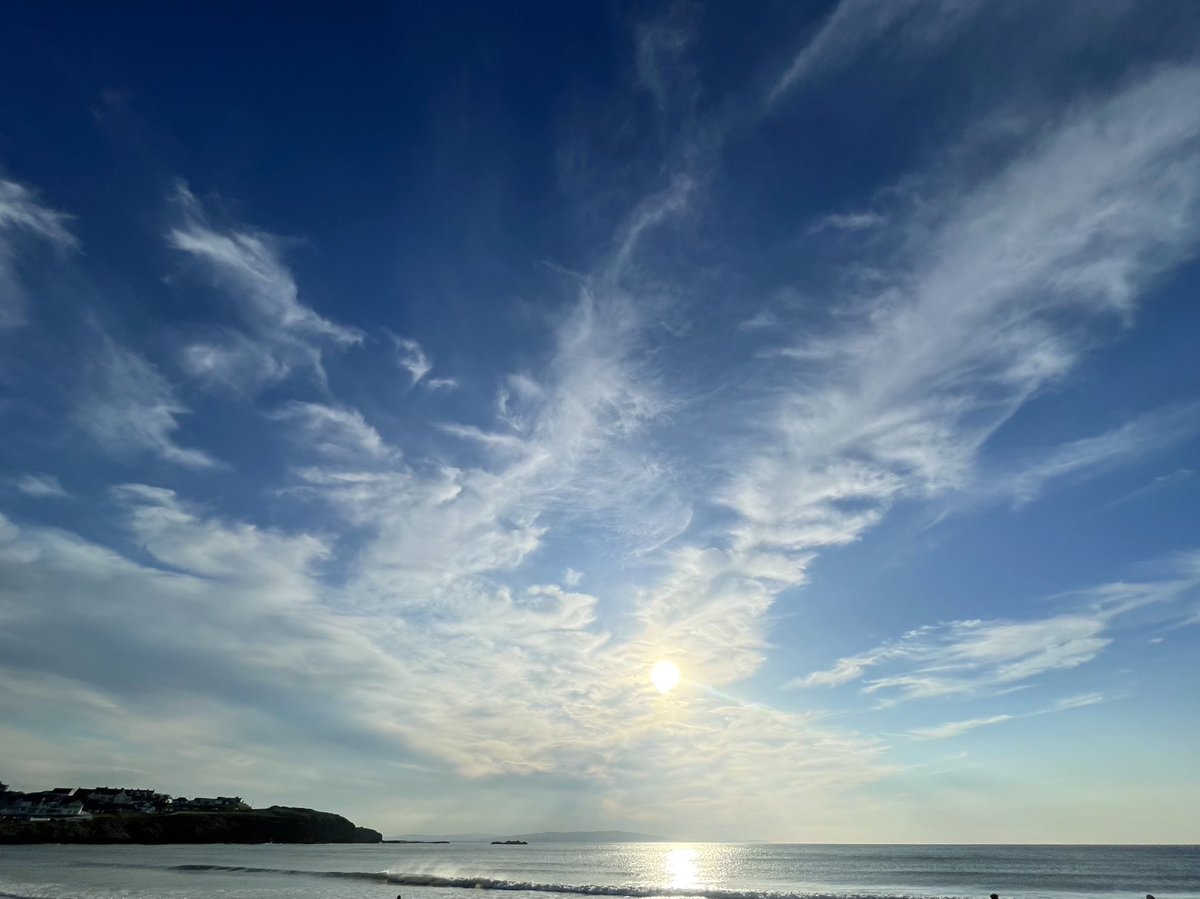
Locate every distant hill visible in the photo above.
<box><xmin>508</xmin><ymin>830</ymin><xmax>672</xmax><ymax>843</ymax></box>
<box><xmin>0</xmin><ymin>806</ymin><xmax>382</xmax><ymax>845</ymax></box>
<box><xmin>390</xmin><ymin>832</ymin><xmax>497</xmax><ymax>842</ymax></box>
<box><xmin>388</xmin><ymin>829</ymin><xmax>672</xmax><ymax>843</ymax></box>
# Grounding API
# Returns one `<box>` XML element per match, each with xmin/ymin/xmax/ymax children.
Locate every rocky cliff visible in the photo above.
<box><xmin>0</xmin><ymin>806</ymin><xmax>383</xmax><ymax>844</ymax></box>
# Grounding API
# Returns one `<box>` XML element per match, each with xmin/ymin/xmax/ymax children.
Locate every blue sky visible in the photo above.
<box><xmin>2</xmin><ymin>1</ymin><xmax>1200</xmax><ymax>842</ymax></box>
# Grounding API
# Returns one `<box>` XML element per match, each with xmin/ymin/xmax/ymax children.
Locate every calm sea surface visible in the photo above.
<box><xmin>0</xmin><ymin>842</ymin><xmax>1195</xmax><ymax>899</ymax></box>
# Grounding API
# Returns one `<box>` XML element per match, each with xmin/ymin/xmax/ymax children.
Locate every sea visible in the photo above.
<box><xmin>0</xmin><ymin>842</ymin><xmax>1196</xmax><ymax>899</ymax></box>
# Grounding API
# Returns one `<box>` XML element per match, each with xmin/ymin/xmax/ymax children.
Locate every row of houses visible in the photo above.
<box><xmin>0</xmin><ymin>782</ymin><xmax>249</xmax><ymax>820</ymax></box>
<box><xmin>0</xmin><ymin>793</ymin><xmax>89</xmax><ymax>819</ymax></box>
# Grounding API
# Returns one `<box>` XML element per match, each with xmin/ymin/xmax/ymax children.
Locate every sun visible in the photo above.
<box><xmin>650</xmin><ymin>660</ymin><xmax>681</xmax><ymax>693</ymax></box>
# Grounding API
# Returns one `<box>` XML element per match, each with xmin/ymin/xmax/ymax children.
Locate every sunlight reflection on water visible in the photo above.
<box><xmin>665</xmin><ymin>847</ymin><xmax>699</xmax><ymax>890</ymax></box>
<box><xmin>645</xmin><ymin>844</ymin><xmax>740</xmax><ymax>892</ymax></box>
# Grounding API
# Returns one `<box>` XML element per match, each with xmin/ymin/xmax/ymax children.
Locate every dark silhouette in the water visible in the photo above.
<box><xmin>990</xmin><ymin>894</ymin><xmax>999</xmax><ymax>899</ymax></box>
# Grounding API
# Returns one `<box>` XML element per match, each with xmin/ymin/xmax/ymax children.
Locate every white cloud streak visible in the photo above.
<box><xmin>807</xmin><ymin>210</ymin><xmax>886</xmax><ymax>234</ymax></box>
<box><xmin>74</xmin><ymin>336</ymin><xmax>217</xmax><ymax>469</ymax></box>
<box><xmin>391</xmin><ymin>334</ymin><xmax>460</xmax><ymax>391</ymax></box>
<box><xmin>634</xmin><ymin>11</ymin><xmax>695</xmax><ymax>115</ymax></box>
<box><xmin>909</xmin><ymin>692</ymin><xmax>1105</xmax><ymax>740</ymax></box>
<box><xmin>790</xmin><ymin>556</ymin><xmax>1200</xmax><ymax>701</ymax></box>
<box><xmin>1105</xmin><ymin>468</ymin><xmax>1195</xmax><ymax>509</ymax></box>
<box><xmin>737</xmin><ymin>310</ymin><xmax>782</xmax><ymax>332</ymax></box>
<box><xmin>12</xmin><ymin>474</ymin><xmax>69</xmax><ymax>499</ymax></box>
<box><xmin>392</xmin><ymin>334</ymin><xmax>433</xmax><ymax>386</ymax></box>
<box><xmin>271</xmin><ymin>402</ymin><xmax>392</xmax><ymax>461</ymax></box>
<box><xmin>0</xmin><ymin>177</ymin><xmax>76</xmax><ymax>329</ymax></box>
<box><xmin>608</xmin><ymin>174</ymin><xmax>693</xmax><ymax>281</ymax></box>
<box><xmin>985</xmin><ymin>404</ymin><xmax>1200</xmax><ymax>508</ymax></box>
<box><xmin>168</xmin><ymin>184</ymin><xmax>362</xmax><ymax>390</ymax></box>
<box><xmin>767</xmin><ymin>0</ymin><xmax>984</xmax><ymax>106</ymax></box>
<box><xmin>789</xmin><ymin>614</ymin><xmax>1111</xmax><ymax>700</ymax></box>
<box><xmin>909</xmin><ymin>713</ymin><xmax>1013</xmax><ymax>740</ymax></box>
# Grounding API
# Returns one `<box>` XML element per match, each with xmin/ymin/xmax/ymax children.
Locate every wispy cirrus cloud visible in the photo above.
<box><xmin>11</xmin><ymin>474</ymin><xmax>69</xmax><ymax>499</ymax></box>
<box><xmin>168</xmin><ymin>184</ymin><xmax>362</xmax><ymax>391</ymax></box>
<box><xmin>908</xmin><ymin>713</ymin><xmax>1014</xmax><ymax>741</ymax></box>
<box><xmin>392</xmin><ymin>334</ymin><xmax>432</xmax><ymax>386</ymax></box>
<box><xmin>971</xmin><ymin>403</ymin><xmax>1200</xmax><ymax>509</ymax></box>
<box><xmin>806</xmin><ymin>210</ymin><xmax>886</xmax><ymax>234</ymax></box>
<box><xmin>633</xmin><ymin>8</ymin><xmax>696</xmax><ymax>116</ymax></box>
<box><xmin>0</xmin><ymin>176</ymin><xmax>77</xmax><ymax>330</ymax></box>
<box><xmin>789</xmin><ymin>555</ymin><xmax>1200</xmax><ymax>701</ymax></box>
<box><xmin>1105</xmin><ymin>467</ymin><xmax>1196</xmax><ymax>509</ymax></box>
<box><xmin>312</xmin><ymin>287</ymin><xmax>688</xmax><ymax>603</ymax></box>
<box><xmin>789</xmin><ymin>613</ymin><xmax>1113</xmax><ymax>700</ymax></box>
<box><xmin>766</xmin><ymin>0</ymin><xmax>984</xmax><ymax>106</ymax></box>
<box><xmin>74</xmin><ymin>335</ymin><xmax>217</xmax><ymax>469</ymax></box>
<box><xmin>737</xmin><ymin>310</ymin><xmax>782</xmax><ymax>332</ymax></box>
<box><xmin>909</xmin><ymin>693</ymin><xmax>1105</xmax><ymax>740</ymax></box>
<box><xmin>635</xmin><ymin>65</ymin><xmax>1200</xmax><ymax>698</ymax></box>
<box><xmin>390</xmin><ymin>333</ymin><xmax>459</xmax><ymax>391</ymax></box>
<box><xmin>270</xmin><ymin>402</ymin><xmax>392</xmax><ymax>461</ymax></box>
<box><xmin>607</xmin><ymin>173</ymin><xmax>694</xmax><ymax>282</ymax></box>
<box><xmin>774</xmin><ymin>63</ymin><xmax>1200</xmax><ymax>487</ymax></box>
<box><xmin>795</xmin><ymin>613</ymin><xmax>1107</xmax><ymax>703</ymax></box>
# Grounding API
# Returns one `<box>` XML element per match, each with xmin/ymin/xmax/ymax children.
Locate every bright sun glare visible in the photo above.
<box><xmin>650</xmin><ymin>660</ymin><xmax>681</xmax><ymax>693</ymax></box>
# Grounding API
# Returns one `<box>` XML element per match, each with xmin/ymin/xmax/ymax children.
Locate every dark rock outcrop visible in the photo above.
<box><xmin>0</xmin><ymin>806</ymin><xmax>383</xmax><ymax>845</ymax></box>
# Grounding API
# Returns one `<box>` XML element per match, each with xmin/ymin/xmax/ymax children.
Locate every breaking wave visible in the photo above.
<box><xmin>165</xmin><ymin>865</ymin><xmax>918</xmax><ymax>899</ymax></box>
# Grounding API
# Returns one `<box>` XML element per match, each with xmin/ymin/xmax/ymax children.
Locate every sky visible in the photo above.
<box><xmin>2</xmin><ymin>1</ymin><xmax>1199</xmax><ymax>844</ymax></box>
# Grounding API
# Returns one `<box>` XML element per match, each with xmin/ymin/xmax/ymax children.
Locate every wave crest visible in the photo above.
<box><xmin>168</xmin><ymin>865</ymin><xmax>916</xmax><ymax>899</ymax></box>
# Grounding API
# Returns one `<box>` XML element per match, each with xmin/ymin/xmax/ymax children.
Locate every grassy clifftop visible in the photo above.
<box><xmin>0</xmin><ymin>805</ymin><xmax>382</xmax><ymax>844</ymax></box>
